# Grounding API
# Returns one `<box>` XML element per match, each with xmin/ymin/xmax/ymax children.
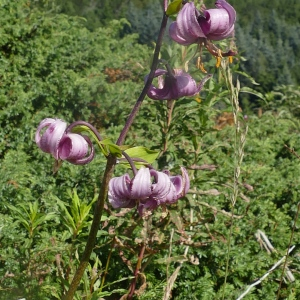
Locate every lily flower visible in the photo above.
<box><xmin>169</xmin><ymin>0</ymin><xmax>236</xmax><ymax>45</ymax></box>
<box><xmin>146</xmin><ymin>68</ymin><xmax>212</xmax><ymax>100</ymax></box>
<box><xmin>35</xmin><ymin>118</ymin><xmax>94</xmax><ymax>165</ymax></box>
<box><xmin>108</xmin><ymin>166</ymin><xmax>190</xmax><ymax>216</ymax></box>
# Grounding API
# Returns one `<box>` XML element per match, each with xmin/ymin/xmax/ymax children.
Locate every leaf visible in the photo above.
<box><xmin>156</xmin><ymin>255</ymin><xmax>188</xmax><ymax>264</ymax></box>
<box><xmin>240</xmin><ymin>86</ymin><xmax>266</xmax><ymax>101</ymax></box>
<box><xmin>169</xmin><ymin>210</ymin><xmax>183</xmax><ymax>231</ymax></box>
<box><xmin>100</xmin><ymin>138</ymin><xmax>123</xmax><ymax>157</ymax></box>
<box><xmin>166</xmin><ymin>0</ymin><xmax>182</xmax><ymax>16</ymax></box>
<box><xmin>235</xmin><ymin>70</ymin><xmax>260</xmax><ymax>85</ymax></box>
<box><xmin>121</xmin><ymin>146</ymin><xmax>159</xmax><ymax>168</ymax></box>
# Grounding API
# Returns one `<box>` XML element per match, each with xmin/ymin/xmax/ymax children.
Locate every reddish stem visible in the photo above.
<box><xmin>127</xmin><ymin>243</ymin><xmax>146</xmax><ymax>299</ymax></box>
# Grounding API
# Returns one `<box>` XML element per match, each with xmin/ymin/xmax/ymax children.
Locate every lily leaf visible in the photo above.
<box><xmin>100</xmin><ymin>138</ymin><xmax>123</xmax><ymax>157</ymax></box>
<box><xmin>166</xmin><ymin>0</ymin><xmax>182</xmax><ymax>16</ymax></box>
<box><xmin>120</xmin><ymin>146</ymin><xmax>159</xmax><ymax>168</ymax></box>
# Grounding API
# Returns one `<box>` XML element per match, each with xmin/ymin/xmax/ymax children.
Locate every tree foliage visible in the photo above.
<box><xmin>46</xmin><ymin>0</ymin><xmax>300</xmax><ymax>92</ymax></box>
<box><xmin>1</xmin><ymin>1</ymin><xmax>300</xmax><ymax>299</ymax></box>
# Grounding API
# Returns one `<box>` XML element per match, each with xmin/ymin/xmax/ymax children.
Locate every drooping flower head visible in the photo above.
<box><xmin>35</xmin><ymin>118</ymin><xmax>94</xmax><ymax>165</ymax></box>
<box><xmin>169</xmin><ymin>0</ymin><xmax>237</xmax><ymax>62</ymax></box>
<box><xmin>169</xmin><ymin>0</ymin><xmax>236</xmax><ymax>45</ymax></box>
<box><xmin>199</xmin><ymin>0</ymin><xmax>236</xmax><ymax>41</ymax></box>
<box><xmin>146</xmin><ymin>68</ymin><xmax>211</xmax><ymax>100</ymax></box>
<box><xmin>108</xmin><ymin>167</ymin><xmax>190</xmax><ymax>216</ymax></box>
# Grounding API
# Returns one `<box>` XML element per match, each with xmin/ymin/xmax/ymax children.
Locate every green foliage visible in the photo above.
<box><xmin>1</xmin><ymin>1</ymin><xmax>300</xmax><ymax>299</ymax></box>
<box><xmin>47</xmin><ymin>0</ymin><xmax>300</xmax><ymax>93</ymax></box>
<box><xmin>56</xmin><ymin>189</ymin><xmax>97</xmax><ymax>239</ymax></box>
<box><xmin>0</xmin><ymin>0</ymin><xmax>150</xmax><ymax>157</ymax></box>
<box><xmin>124</xmin><ymin>0</ymin><xmax>163</xmax><ymax>44</ymax></box>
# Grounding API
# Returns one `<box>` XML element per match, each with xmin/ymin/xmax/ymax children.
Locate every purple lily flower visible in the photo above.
<box><xmin>35</xmin><ymin>118</ymin><xmax>94</xmax><ymax>165</ymax></box>
<box><xmin>169</xmin><ymin>0</ymin><xmax>236</xmax><ymax>45</ymax></box>
<box><xmin>108</xmin><ymin>167</ymin><xmax>190</xmax><ymax>216</ymax></box>
<box><xmin>146</xmin><ymin>68</ymin><xmax>211</xmax><ymax>100</ymax></box>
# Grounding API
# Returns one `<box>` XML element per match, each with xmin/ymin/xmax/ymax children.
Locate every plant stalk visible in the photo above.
<box><xmin>127</xmin><ymin>243</ymin><xmax>146</xmax><ymax>299</ymax></box>
<box><xmin>116</xmin><ymin>12</ymin><xmax>169</xmax><ymax>146</ymax></box>
<box><xmin>62</xmin><ymin>155</ymin><xmax>116</xmax><ymax>300</ymax></box>
<box><xmin>62</xmin><ymin>9</ymin><xmax>169</xmax><ymax>300</ymax></box>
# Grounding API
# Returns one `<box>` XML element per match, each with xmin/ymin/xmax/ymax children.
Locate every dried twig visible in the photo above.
<box><xmin>284</xmin><ymin>144</ymin><xmax>300</xmax><ymax>160</ymax></box>
<box><xmin>255</xmin><ymin>230</ymin><xmax>295</xmax><ymax>282</ymax></box>
<box><xmin>236</xmin><ymin>246</ymin><xmax>295</xmax><ymax>300</ymax></box>
<box><xmin>198</xmin><ymin>200</ymin><xmax>244</xmax><ymax>219</ymax></box>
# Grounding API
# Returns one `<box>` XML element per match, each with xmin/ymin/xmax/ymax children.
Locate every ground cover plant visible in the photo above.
<box><xmin>1</xmin><ymin>1</ymin><xmax>300</xmax><ymax>299</ymax></box>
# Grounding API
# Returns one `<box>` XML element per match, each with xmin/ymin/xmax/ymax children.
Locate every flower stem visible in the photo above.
<box><xmin>117</xmin><ymin>12</ymin><xmax>169</xmax><ymax>146</ymax></box>
<box><xmin>62</xmin><ymin>9</ymin><xmax>169</xmax><ymax>300</ymax></box>
<box><xmin>62</xmin><ymin>155</ymin><xmax>116</xmax><ymax>300</ymax></box>
<box><xmin>66</xmin><ymin>120</ymin><xmax>103</xmax><ymax>141</ymax></box>
<box><xmin>127</xmin><ymin>243</ymin><xmax>146</xmax><ymax>299</ymax></box>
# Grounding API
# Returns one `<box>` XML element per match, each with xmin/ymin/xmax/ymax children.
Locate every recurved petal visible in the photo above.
<box><xmin>215</xmin><ymin>0</ymin><xmax>236</xmax><ymax>26</ymax></box>
<box><xmin>138</xmin><ymin>197</ymin><xmax>159</xmax><ymax>216</ymax></box>
<box><xmin>58</xmin><ymin>134</ymin><xmax>95</xmax><ymax>165</ymax></box>
<box><xmin>176</xmin><ymin>72</ymin><xmax>198</xmax><ymax>97</ymax></box>
<box><xmin>36</xmin><ymin>119</ymin><xmax>67</xmax><ymax>159</ymax></box>
<box><xmin>58</xmin><ymin>134</ymin><xmax>88</xmax><ymax>160</ymax></box>
<box><xmin>108</xmin><ymin>174</ymin><xmax>134</xmax><ymax>208</ymax></box>
<box><xmin>168</xmin><ymin>167</ymin><xmax>190</xmax><ymax>200</ymax></box>
<box><xmin>150</xmin><ymin>169</ymin><xmax>173</xmax><ymax>199</ymax></box>
<box><xmin>131</xmin><ymin>167</ymin><xmax>152</xmax><ymax>199</ymax></box>
<box><xmin>169</xmin><ymin>2</ymin><xmax>206</xmax><ymax>45</ymax></box>
<box><xmin>200</xmin><ymin>9</ymin><xmax>234</xmax><ymax>40</ymax></box>
<box><xmin>70</xmin><ymin>135</ymin><xmax>95</xmax><ymax>165</ymax></box>
<box><xmin>35</xmin><ymin>118</ymin><xmax>55</xmax><ymax>146</ymax></box>
<box><xmin>169</xmin><ymin>22</ymin><xmax>198</xmax><ymax>46</ymax></box>
<box><xmin>147</xmin><ymin>69</ymin><xmax>176</xmax><ymax>100</ymax></box>
<box><xmin>108</xmin><ymin>192</ymin><xmax>136</xmax><ymax>209</ymax></box>
<box><xmin>199</xmin><ymin>0</ymin><xmax>236</xmax><ymax>40</ymax></box>
<box><xmin>169</xmin><ymin>175</ymin><xmax>184</xmax><ymax>195</ymax></box>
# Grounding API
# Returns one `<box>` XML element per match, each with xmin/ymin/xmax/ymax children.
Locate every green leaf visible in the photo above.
<box><xmin>240</xmin><ymin>86</ymin><xmax>266</xmax><ymax>101</ymax></box>
<box><xmin>235</xmin><ymin>70</ymin><xmax>260</xmax><ymax>85</ymax></box>
<box><xmin>156</xmin><ymin>255</ymin><xmax>187</xmax><ymax>264</ymax></box>
<box><xmin>121</xmin><ymin>146</ymin><xmax>159</xmax><ymax>167</ymax></box>
<box><xmin>100</xmin><ymin>138</ymin><xmax>123</xmax><ymax>157</ymax></box>
<box><xmin>166</xmin><ymin>0</ymin><xmax>182</xmax><ymax>16</ymax></box>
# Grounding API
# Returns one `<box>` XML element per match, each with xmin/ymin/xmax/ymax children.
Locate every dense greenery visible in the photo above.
<box><xmin>50</xmin><ymin>0</ymin><xmax>300</xmax><ymax>93</ymax></box>
<box><xmin>1</xmin><ymin>0</ymin><xmax>300</xmax><ymax>299</ymax></box>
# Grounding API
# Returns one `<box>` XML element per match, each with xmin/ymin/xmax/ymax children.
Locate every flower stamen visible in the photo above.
<box><xmin>197</xmin><ymin>56</ymin><xmax>207</xmax><ymax>73</ymax></box>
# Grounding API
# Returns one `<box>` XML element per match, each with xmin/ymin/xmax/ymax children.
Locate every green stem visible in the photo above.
<box><xmin>99</xmin><ymin>237</ymin><xmax>116</xmax><ymax>292</ymax></box>
<box><xmin>62</xmin><ymin>155</ymin><xmax>116</xmax><ymax>300</ymax></box>
<box><xmin>62</xmin><ymin>9</ymin><xmax>169</xmax><ymax>300</ymax></box>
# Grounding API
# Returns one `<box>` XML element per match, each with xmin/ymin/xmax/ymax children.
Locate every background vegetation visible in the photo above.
<box><xmin>1</xmin><ymin>0</ymin><xmax>300</xmax><ymax>299</ymax></box>
<box><xmin>49</xmin><ymin>0</ymin><xmax>300</xmax><ymax>94</ymax></box>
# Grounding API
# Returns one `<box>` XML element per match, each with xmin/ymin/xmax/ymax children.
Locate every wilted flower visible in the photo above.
<box><xmin>169</xmin><ymin>0</ymin><xmax>236</xmax><ymax>45</ymax></box>
<box><xmin>35</xmin><ymin>118</ymin><xmax>94</xmax><ymax>165</ymax></box>
<box><xmin>108</xmin><ymin>166</ymin><xmax>190</xmax><ymax>216</ymax></box>
<box><xmin>146</xmin><ymin>68</ymin><xmax>211</xmax><ymax>100</ymax></box>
